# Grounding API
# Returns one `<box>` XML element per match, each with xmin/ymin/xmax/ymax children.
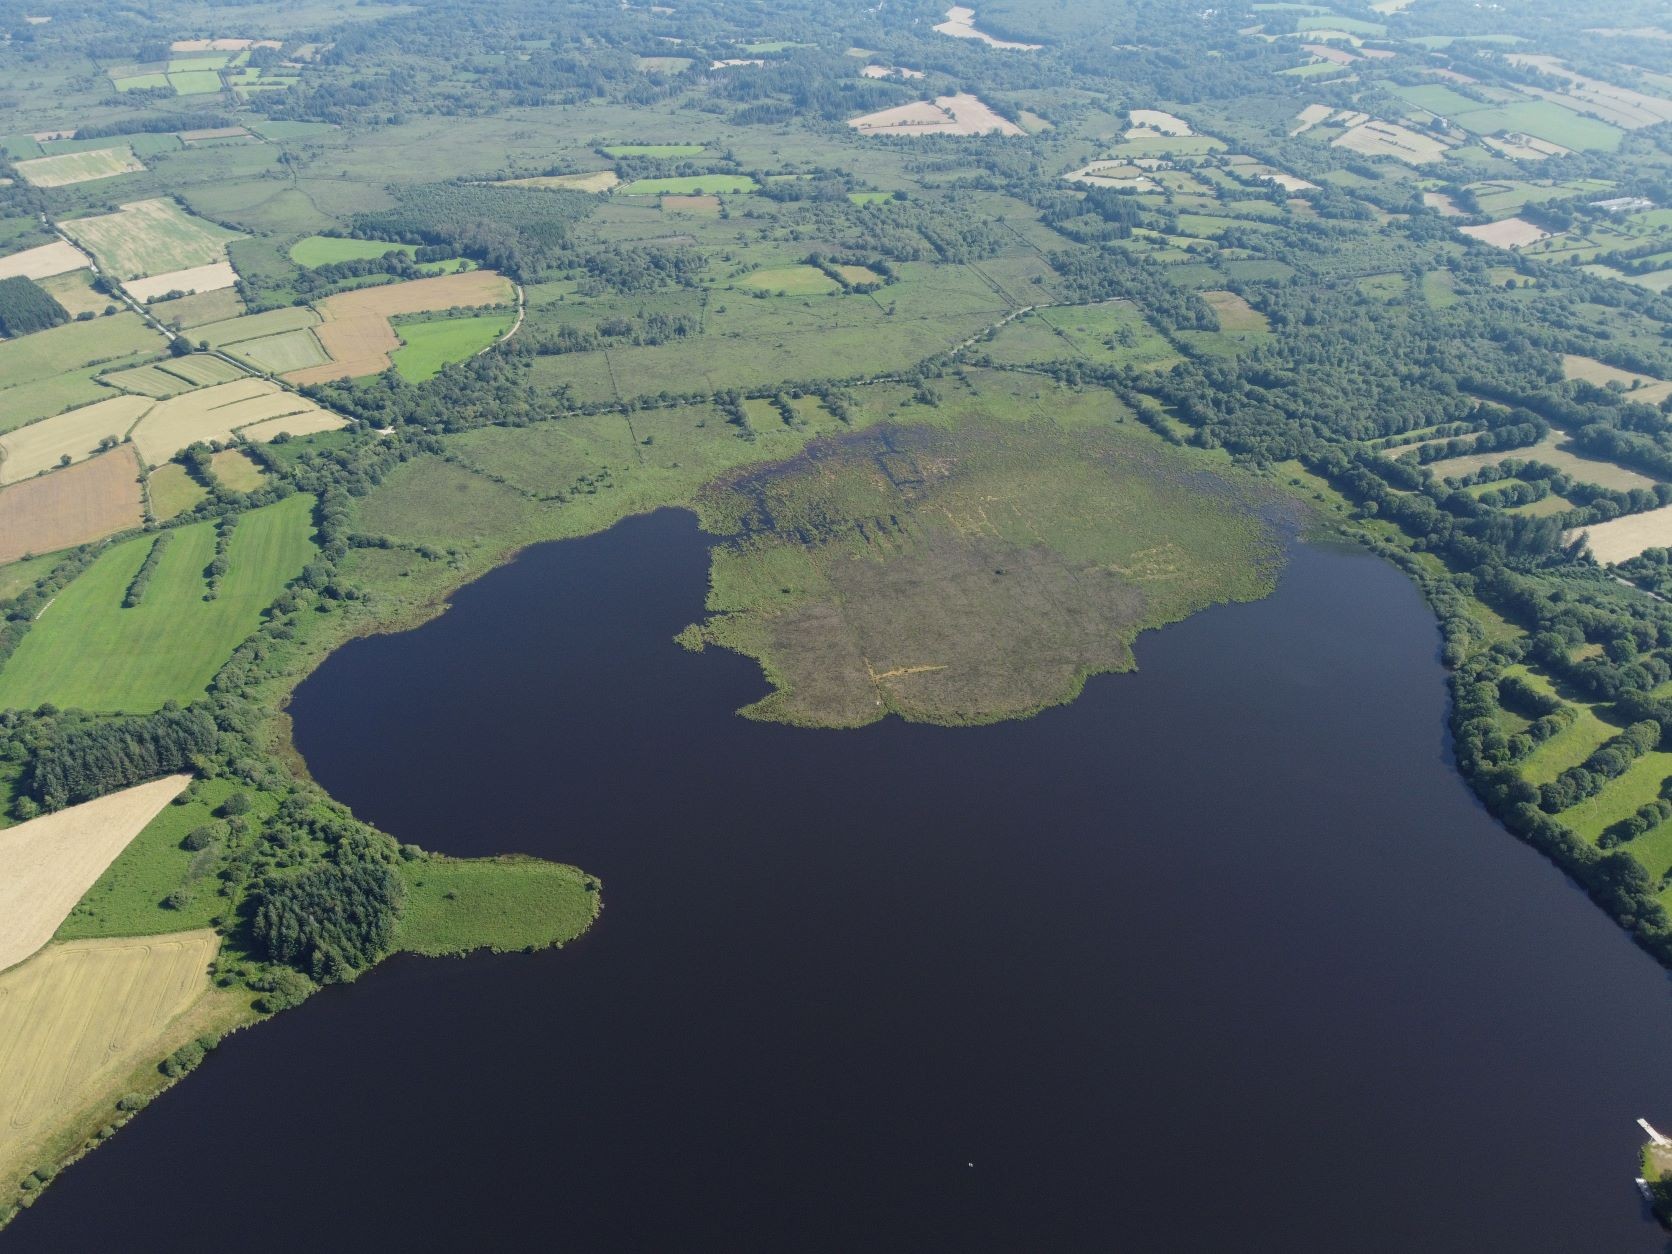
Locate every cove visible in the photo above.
<box><xmin>12</xmin><ymin>508</ymin><xmax>1672</xmax><ymax>1252</ymax></box>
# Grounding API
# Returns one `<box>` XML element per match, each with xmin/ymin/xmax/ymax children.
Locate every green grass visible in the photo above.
<box><xmin>209</xmin><ymin>449</ymin><xmax>266</xmax><ymax>492</ymax></box>
<box><xmin>394</xmin><ymin>856</ymin><xmax>600</xmax><ymax>956</ymax></box>
<box><xmin>1455</xmin><ymin>100</ymin><xmax>1622</xmax><ymax>152</ymax></box>
<box><xmin>113</xmin><ymin>73</ymin><xmax>170</xmax><ymax>91</ymax></box>
<box><xmin>619</xmin><ymin>174</ymin><xmax>758</xmax><ymax>195</ymax></box>
<box><xmin>147</xmin><ymin>464</ymin><xmax>208</xmax><ymax>520</ymax></box>
<box><xmin>0</xmin><ymin>315</ymin><xmax>165</xmax><ymax>395</ymax></box>
<box><xmin>61</xmin><ymin>200</ymin><xmax>242</xmax><ymax>280</ymax></box>
<box><xmin>1520</xmin><ymin>702</ymin><xmax>1617</xmax><ymax>785</ymax></box>
<box><xmin>602</xmin><ymin>143</ymin><xmax>705</xmax><ymax>157</ymax></box>
<box><xmin>391</xmin><ymin>312</ymin><xmax>516</xmax><ymax>381</ymax></box>
<box><xmin>1561</xmin><ymin>750</ymin><xmax>1672</xmax><ymax>847</ymax></box>
<box><xmin>0</xmin><ymin>553</ymin><xmax>59</xmax><ymax>603</ymax></box>
<box><xmin>288</xmin><ymin>236</ymin><xmax>418</xmax><ymax>267</ymax></box>
<box><xmin>167</xmin><ymin>70</ymin><xmax>224</xmax><ymax>95</ymax></box>
<box><xmin>0</xmin><ymin>494</ymin><xmax>317</xmax><ymax>713</ymax></box>
<box><xmin>54</xmin><ymin>778</ymin><xmax>274</xmax><ymax>940</ymax></box>
<box><xmin>1295</xmin><ymin>13</ymin><xmax>1385</xmax><ymax>34</ymax></box>
<box><xmin>227</xmin><ymin>328</ymin><xmax>329</xmax><ymax>373</ymax></box>
<box><xmin>731</xmin><ymin>263</ymin><xmax>841</xmax><ymax>295</ymax></box>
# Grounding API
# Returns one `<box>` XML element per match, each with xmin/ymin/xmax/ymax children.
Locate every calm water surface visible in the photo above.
<box><xmin>13</xmin><ymin>510</ymin><xmax>1672</xmax><ymax>1252</ymax></box>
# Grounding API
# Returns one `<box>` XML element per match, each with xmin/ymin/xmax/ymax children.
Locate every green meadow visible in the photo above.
<box><xmin>0</xmin><ymin>494</ymin><xmax>317</xmax><ymax>712</ymax></box>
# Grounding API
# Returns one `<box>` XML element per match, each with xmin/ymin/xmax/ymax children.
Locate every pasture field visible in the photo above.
<box><xmin>288</xmin><ymin>236</ymin><xmax>417</xmax><ymax>266</ymax></box>
<box><xmin>0</xmin><ymin>493</ymin><xmax>317</xmax><ymax>712</ymax></box>
<box><xmin>150</xmin><ymin>286</ymin><xmax>244</xmax><ymax>327</ymax></box>
<box><xmin>662</xmin><ymin>194</ymin><xmax>720</xmax><ymax>215</ymax></box>
<box><xmin>1202</xmin><ymin>290</ymin><xmax>1270</xmax><ymax>335</ymax></box>
<box><xmin>1569</xmin><ymin>506</ymin><xmax>1672</xmax><ymax>565</ymax></box>
<box><xmin>0</xmin><ymin>241</ymin><xmax>87</xmax><ymax>281</ymax></box>
<box><xmin>1033</xmin><ymin>300</ymin><xmax>1182</xmax><ymax>370</ymax></box>
<box><xmin>13</xmin><ymin>147</ymin><xmax>142</xmax><ymax>188</ymax></box>
<box><xmin>395</xmin><ymin>856</ymin><xmax>600</xmax><ymax>957</ymax></box>
<box><xmin>167</xmin><ymin>70</ymin><xmax>223</xmax><ymax>94</ymax></box>
<box><xmin>209</xmin><ymin>449</ymin><xmax>266</xmax><ymax>491</ymax></box>
<box><xmin>194</xmin><ymin>306</ymin><xmax>320</xmax><ymax>348</ymax></box>
<box><xmin>38</xmin><ymin>270</ymin><xmax>109</xmax><ymax>318</ymax></box>
<box><xmin>126</xmin><ymin>261</ymin><xmax>237</xmax><ymax>303</ymax></box>
<box><xmin>227</xmin><ymin>328</ymin><xmax>331</xmax><ymax>373</ymax></box>
<box><xmin>497</xmin><ymin>171</ymin><xmax>619</xmax><ymax>193</ymax></box>
<box><xmin>102</xmin><ymin>363</ymin><xmax>200</xmax><ymax>398</ymax></box>
<box><xmin>733</xmin><ymin>264</ymin><xmax>840</xmax><ymax>295</ymax></box>
<box><xmin>1559</xmin><ymin>750</ymin><xmax>1672</xmax><ymax>850</ymax></box>
<box><xmin>619</xmin><ymin>174</ymin><xmax>759</xmax><ymax>194</ymax></box>
<box><xmin>60</xmin><ymin>199</ymin><xmax>242</xmax><ymax>281</ymax></box>
<box><xmin>391</xmin><ymin>312</ymin><xmax>515</xmax><ymax>381</ymax></box>
<box><xmin>58</xmin><ymin>778</ymin><xmax>274</xmax><ymax>941</ymax></box>
<box><xmin>155</xmin><ymin>355</ymin><xmax>249</xmax><ymax>387</ymax></box>
<box><xmin>601</xmin><ymin>143</ymin><xmax>705</xmax><ymax>156</ymax></box>
<box><xmin>0</xmin><ymin>775</ymin><xmax>191</xmax><ymax>973</ymax></box>
<box><xmin>0</xmin><ymin>931</ymin><xmax>225</xmax><ymax>1190</ymax></box>
<box><xmin>0</xmin><ymin>314</ymin><xmax>163</xmax><ymax>394</ymax></box>
<box><xmin>145</xmin><ymin>463</ymin><xmax>206</xmax><ymax>520</ymax></box>
<box><xmin>0</xmin><ymin>395</ymin><xmax>152</xmax><ymax>484</ymax></box>
<box><xmin>1454</xmin><ymin>100</ymin><xmax>1623</xmax><ymax>152</ymax></box>
<box><xmin>0</xmin><ymin>447</ymin><xmax>143</xmax><ymax>565</ymax></box>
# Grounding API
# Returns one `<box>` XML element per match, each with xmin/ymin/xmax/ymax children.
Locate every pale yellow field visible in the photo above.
<box><xmin>1290</xmin><ymin>104</ymin><xmax>1334</xmax><ymax>135</ymax></box>
<box><xmin>39</xmin><ymin>270</ymin><xmax>111</xmax><ymax>317</ymax></box>
<box><xmin>236</xmin><ymin>410</ymin><xmax>349</xmax><ymax>442</ymax></box>
<box><xmin>13</xmin><ymin>147</ymin><xmax>143</xmax><ymax>189</ymax></box>
<box><xmin>0</xmin><ymin>240</ymin><xmax>88</xmax><ymax>281</ymax></box>
<box><xmin>1127</xmin><ymin>109</ymin><xmax>1193</xmax><ymax>136</ymax></box>
<box><xmin>1331</xmin><ymin>119</ymin><xmax>1452</xmax><ymax>164</ymax></box>
<box><xmin>497</xmin><ymin>171</ymin><xmax>619</xmax><ymax>192</ymax></box>
<box><xmin>1559</xmin><ymin>356</ymin><xmax>1672</xmax><ymax>405</ymax></box>
<box><xmin>1203</xmin><ymin>290</ymin><xmax>1269</xmax><ymax>334</ymax></box>
<box><xmin>0</xmin><ymin>395</ymin><xmax>152</xmax><ymax>484</ymax></box>
<box><xmin>932</xmin><ymin>5</ymin><xmax>1040</xmax><ymax>49</ymax></box>
<box><xmin>1569</xmin><ymin>506</ymin><xmax>1672</xmax><ymax>564</ymax></box>
<box><xmin>129</xmin><ymin>378</ymin><xmax>331</xmax><ymax>464</ymax></box>
<box><xmin>847</xmin><ymin>92</ymin><xmax>1024</xmax><ymax>137</ymax></box>
<box><xmin>125</xmin><ymin>260</ymin><xmax>238</xmax><ymax>303</ymax></box>
<box><xmin>1428</xmin><ymin>431</ymin><xmax>1655</xmax><ymax>492</ymax></box>
<box><xmin>1459</xmin><ymin>217</ymin><xmax>1550</xmax><ymax>249</ymax></box>
<box><xmin>0</xmin><ymin>776</ymin><xmax>191</xmax><ymax>973</ymax></box>
<box><xmin>1422</xmin><ymin>191</ymin><xmax>1466</xmax><ymax>217</ymax></box>
<box><xmin>0</xmin><ymin>930</ymin><xmax>218</xmax><ymax>1166</ymax></box>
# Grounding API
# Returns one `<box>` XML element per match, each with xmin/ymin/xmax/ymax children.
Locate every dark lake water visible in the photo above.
<box><xmin>13</xmin><ymin>509</ymin><xmax>1672</xmax><ymax>1252</ymax></box>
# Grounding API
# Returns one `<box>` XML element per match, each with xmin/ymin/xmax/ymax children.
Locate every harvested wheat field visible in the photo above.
<box><xmin>1331</xmin><ymin>119</ymin><xmax>1452</xmax><ymax>164</ymax></box>
<box><xmin>847</xmin><ymin>92</ymin><xmax>1024</xmax><ymax>137</ymax></box>
<box><xmin>285</xmin><ymin>270</ymin><xmax>515</xmax><ymax>384</ymax></box>
<box><xmin>125</xmin><ymin>260</ymin><xmax>237</xmax><ymax>303</ymax></box>
<box><xmin>1460</xmin><ymin>217</ymin><xmax>1551</xmax><ymax>249</ymax></box>
<box><xmin>0</xmin><ymin>240</ymin><xmax>89</xmax><ymax>281</ymax></box>
<box><xmin>0</xmin><ymin>446</ymin><xmax>143</xmax><ymax>564</ymax></box>
<box><xmin>1290</xmin><ymin>103</ymin><xmax>1335</xmax><ymax>135</ymax></box>
<box><xmin>498</xmin><ymin>171</ymin><xmax>619</xmax><ymax>192</ymax></box>
<box><xmin>60</xmin><ymin>198</ymin><xmax>242</xmax><ymax>281</ymax></box>
<box><xmin>1127</xmin><ymin>109</ymin><xmax>1193</xmax><ymax>136</ymax></box>
<box><xmin>0</xmin><ymin>775</ymin><xmax>191</xmax><ymax>973</ymax></box>
<box><xmin>1570</xmin><ymin>506</ymin><xmax>1672</xmax><ymax>564</ymax></box>
<box><xmin>130</xmin><ymin>377</ymin><xmax>336</xmax><ymax>464</ymax></box>
<box><xmin>13</xmin><ymin>146</ymin><xmax>144</xmax><ymax>189</ymax></box>
<box><xmin>0</xmin><ymin>929</ymin><xmax>218</xmax><ymax>1171</ymax></box>
<box><xmin>237</xmin><ymin>410</ymin><xmax>348</xmax><ymax>442</ymax></box>
<box><xmin>0</xmin><ymin>395</ymin><xmax>151</xmax><ymax>484</ymax></box>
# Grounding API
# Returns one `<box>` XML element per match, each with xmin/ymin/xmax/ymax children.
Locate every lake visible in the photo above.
<box><xmin>12</xmin><ymin>509</ymin><xmax>1672</xmax><ymax>1251</ymax></box>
